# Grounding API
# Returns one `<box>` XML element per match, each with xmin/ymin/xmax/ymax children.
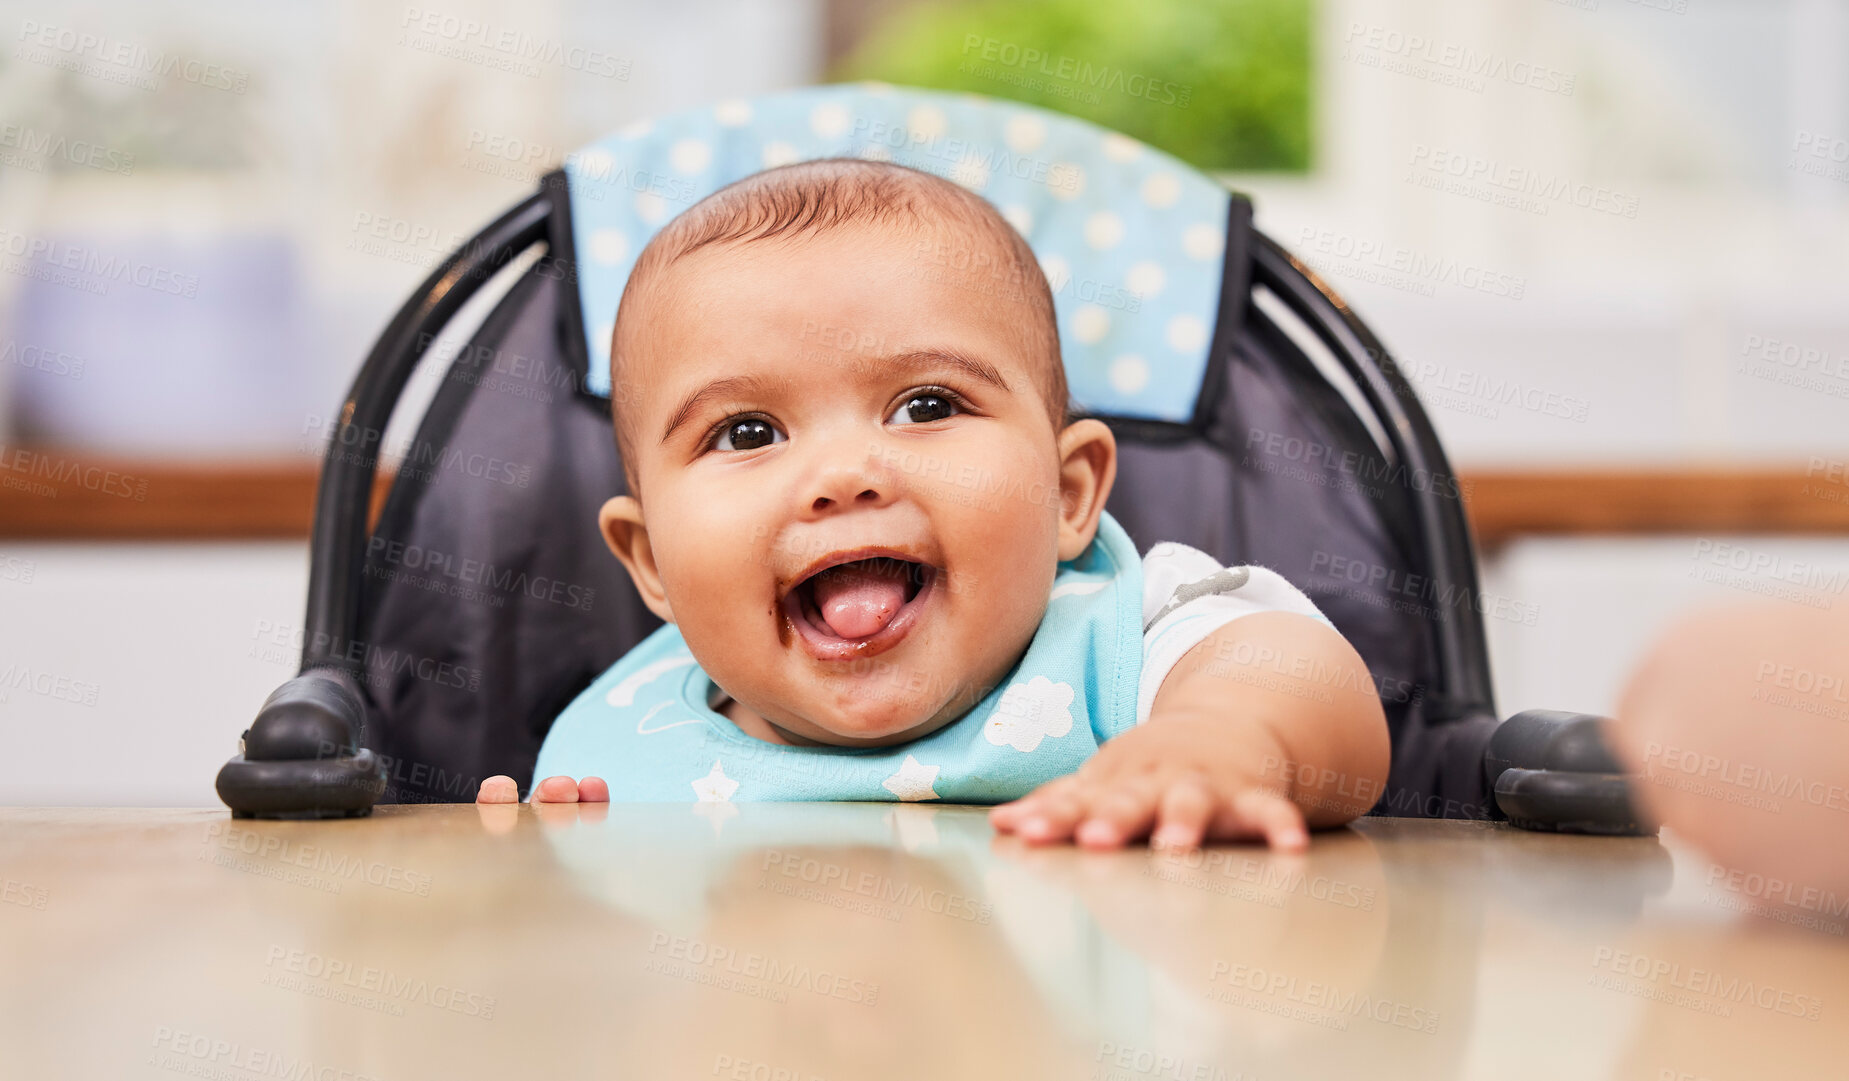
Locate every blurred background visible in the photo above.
<box><xmin>2</xmin><ymin>0</ymin><xmax>1845</xmax><ymax>803</ymax></box>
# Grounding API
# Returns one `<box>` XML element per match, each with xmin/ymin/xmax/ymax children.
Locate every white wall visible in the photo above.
<box><xmin>1483</xmin><ymin>536</ymin><xmax>1849</xmax><ymax>719</ymax></box>
<box><xmin>0</xmin><ymin>543</ymin><xmax>310</xmax><ymax>804</ymax></box>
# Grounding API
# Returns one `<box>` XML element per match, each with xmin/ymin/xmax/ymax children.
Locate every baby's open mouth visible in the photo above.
<box><xmin>782</xmin><ymin>553</ymin><xmax>939</xmax><ymax>660</ymax></box>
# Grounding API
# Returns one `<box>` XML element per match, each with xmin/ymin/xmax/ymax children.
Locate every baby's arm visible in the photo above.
<box><xmin>990</xmin><ymin>611</ymin><xmax>1390</xmax><ymax>851</ymax></box>
<box><xmin>476</xmin><ymin>775</ymin><xmax>609</xmax><ymax>803</ymax></box>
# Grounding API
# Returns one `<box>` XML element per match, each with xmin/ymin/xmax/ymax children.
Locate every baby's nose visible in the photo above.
<box><xmin>806</xmin><ymin>455</ymin><xmax>893</xmax><ymax>514</ymax></box>
<box><xmin>803</xmin><ymin>435</ymin><xmax>899</xmax><ymax>514</ymax></box>
<box><xmin>812</xmin><ymin>483</ymin><xmax>883</xmax><ymax>513</ymax></box>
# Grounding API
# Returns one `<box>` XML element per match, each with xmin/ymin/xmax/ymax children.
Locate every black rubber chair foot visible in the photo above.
<box><xmin>216</xmin><ymin>749</ymin><xmax>386</xmax><ymax>820</ymax></box>
<box><xmin>1486</xmin><ymin>710</ymin><xmax>1657</xmax><ymax>836</ymax></box>
<box><xmin>217</xmin><ymin>669</ymin><xmax>386</xmax><ymax>819</ymax></box>
<box><xmin>1494</xmin><ymin>767</ymin><xmax>1654</xmax><ymax>836</ymax></box>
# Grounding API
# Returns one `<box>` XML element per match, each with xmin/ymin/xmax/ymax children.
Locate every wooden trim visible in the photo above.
<box><xmin>1462</xmin><ymin>468</ymin><xmax>1849</xmax><ymax>548</ymax></box>
<box><xmin>0</xmin><ymin>456</ymin><xmax>391</xmax><ymax>541</ymax></box>
<box><xmin>2</xmin><ymin>457</ymin><xmax>1847</xmax><ymax>544</ymax></box>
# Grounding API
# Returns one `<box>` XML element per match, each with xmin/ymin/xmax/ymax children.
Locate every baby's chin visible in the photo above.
<box><xmin>784</xmin><ymin>702</ymin><xmax>957</xmax><ymax>747</ymax></box>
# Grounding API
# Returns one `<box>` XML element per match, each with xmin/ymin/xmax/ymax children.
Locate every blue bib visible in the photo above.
<box><xmin>534</xmin><ymin>510</ymin><xmax>1146</xmax><ymax>802</ymax></box>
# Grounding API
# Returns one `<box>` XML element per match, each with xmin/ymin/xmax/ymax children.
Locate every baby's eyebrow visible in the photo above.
<box><xmin>884</xmin><ymin>349</ymin><xmax>1012</xmax><ymax>396</ymax></box>
<box><xmin>657</xmin><ymin>349</ymin><xmax>1012</xmax><ymax>447</ymax></box>
<box><xmin>659</xmin><ymin>372</ymin><xmax>784</xmax><ymax>447</ymax></box>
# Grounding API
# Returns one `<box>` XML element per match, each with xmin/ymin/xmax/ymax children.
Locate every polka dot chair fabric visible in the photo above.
<box><xmin>560</xmin><ymin>81</ymin><xmax>1233</xmax><ymax>425</ymax></box>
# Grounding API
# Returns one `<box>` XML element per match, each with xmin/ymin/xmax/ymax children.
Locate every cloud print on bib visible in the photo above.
<box><xmin>985</xmin><ymin>675</ymin><xmax>1075</xmax><ymax>752</ymax></box>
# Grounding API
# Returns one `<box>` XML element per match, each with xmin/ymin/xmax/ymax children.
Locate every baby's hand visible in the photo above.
<box><xmin>475</xmin><ymin>775</ymin><xmax>610</xmax><ymax>803</ymax></box>
<box><xmin>989</xmin><ymin>714</ymin><xmax>1307</xmax><ymax>852</ymax></box>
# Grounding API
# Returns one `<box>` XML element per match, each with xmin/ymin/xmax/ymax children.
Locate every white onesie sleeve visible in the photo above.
<box><xmin>1135</xmin><ymin>542</ymin><xmax>1335</xmax><ymax>727</ymax></box>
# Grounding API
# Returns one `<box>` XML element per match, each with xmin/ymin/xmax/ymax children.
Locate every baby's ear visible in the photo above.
<box><xmin>1054</xmin><ymin>418</ymin><xmax>1117</xmax><ymax>561</ymax></box>
<box><xmin>599</xmin><ymin>495</ymin><xmax>674</xmax><ymax>623</ymax></box>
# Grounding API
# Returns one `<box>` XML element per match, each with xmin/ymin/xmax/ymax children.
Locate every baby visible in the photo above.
<box><xmin>477</xmin><ymin>158</ymin><xmax>1390</xmax><ymax>850</ymax></box>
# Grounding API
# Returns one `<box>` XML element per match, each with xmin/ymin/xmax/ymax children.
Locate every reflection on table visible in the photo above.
<box><xmin>1</xmin><ymin>804</ymin><xmax>1842</xmax><ymax>1081</ymax></box>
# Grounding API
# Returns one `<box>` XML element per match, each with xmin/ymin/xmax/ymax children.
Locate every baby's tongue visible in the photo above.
<box><xmin>808</xmin><ymin>561</ymin><xmax>908</xmax><ymax>639</ymax></box>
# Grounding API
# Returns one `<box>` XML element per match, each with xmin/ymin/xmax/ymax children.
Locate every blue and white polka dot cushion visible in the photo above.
<box><xmin>562</xmin><ymin>82</ymin><xmax>1232</xmax><ymax>425</ymax></box>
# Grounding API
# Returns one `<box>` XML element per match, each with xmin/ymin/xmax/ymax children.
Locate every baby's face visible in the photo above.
<box><xmin>603</xmin><ymin>221</ymin><xmax>1112</xmax><ymax>747</ymax></box>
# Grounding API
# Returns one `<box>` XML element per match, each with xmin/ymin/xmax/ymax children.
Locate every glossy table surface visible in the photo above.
<box><xmin>2</xmin><ymin>804</ymin><xmax>1843</xmax><ymax>1081</ymax></box>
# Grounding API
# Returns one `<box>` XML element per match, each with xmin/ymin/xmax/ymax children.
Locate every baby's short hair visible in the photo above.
<box><xmin>609</xmin><ymin>158</ymin><xmax>1068</xmax><ymax>498</ymax></box>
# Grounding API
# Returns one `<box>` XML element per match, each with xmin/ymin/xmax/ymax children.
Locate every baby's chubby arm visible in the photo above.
<box><xmin>990</xmin><ymin>611</ymin><xmax>1390</xmax><ymax>851</ymax></box>
<box><xmin>477</xmin><ymin>775</ymin><xmax>609</xmax><ymax>803</ymax></box>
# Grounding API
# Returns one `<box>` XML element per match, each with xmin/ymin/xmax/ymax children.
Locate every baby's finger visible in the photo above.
<box><xmin>990</xmin><ymin>775</ymin><xmax>1078</xmax><ymax>829</ymax></box>
<box><xmin>1149</xmin><ymin>775</ymin><xmax>1216</xmax><ymax>851</ymax></box>
<box><xmin>477</xmin><ymin>775</ymin><xmax>519</xmax><ymax>804</ymax></box>
<box><xmin>577</xmin><ymin>776</ymin><xmax>610</xmax><ymax>803</ymax></box>
<box><xmin>532</xmin><ymin>775</ymin><xmax>582</xmax><ymax>803</ymax></box>
<box><xmin>1222</xmin><ymin>790</ymin><xmax>1309</xmax><ymax>851</ymax></box>
<box><xmin>1075</xmin><ymin>781</ymin><xmax>1161</xmax><ymax>849</ymax></box>
<box><xmin>988</xmin><ymin>797</ymin><xmax>1035</xmax><ymax>829</ymax></box>
<box><xmin>1015</xmin><ymin>788</ymin><xmax>1092</xmax><ymax>844</ymax></box>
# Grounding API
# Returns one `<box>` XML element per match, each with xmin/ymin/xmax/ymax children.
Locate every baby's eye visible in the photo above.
<box><xmin>712</xmin><ymin>416</ymin><xmax>785</xmax><ymax>452</ymax></box>
<box><xmin>887</xmin><ymin>391</ymin><xmax>963</xmax><ymax>426</ymax></box>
